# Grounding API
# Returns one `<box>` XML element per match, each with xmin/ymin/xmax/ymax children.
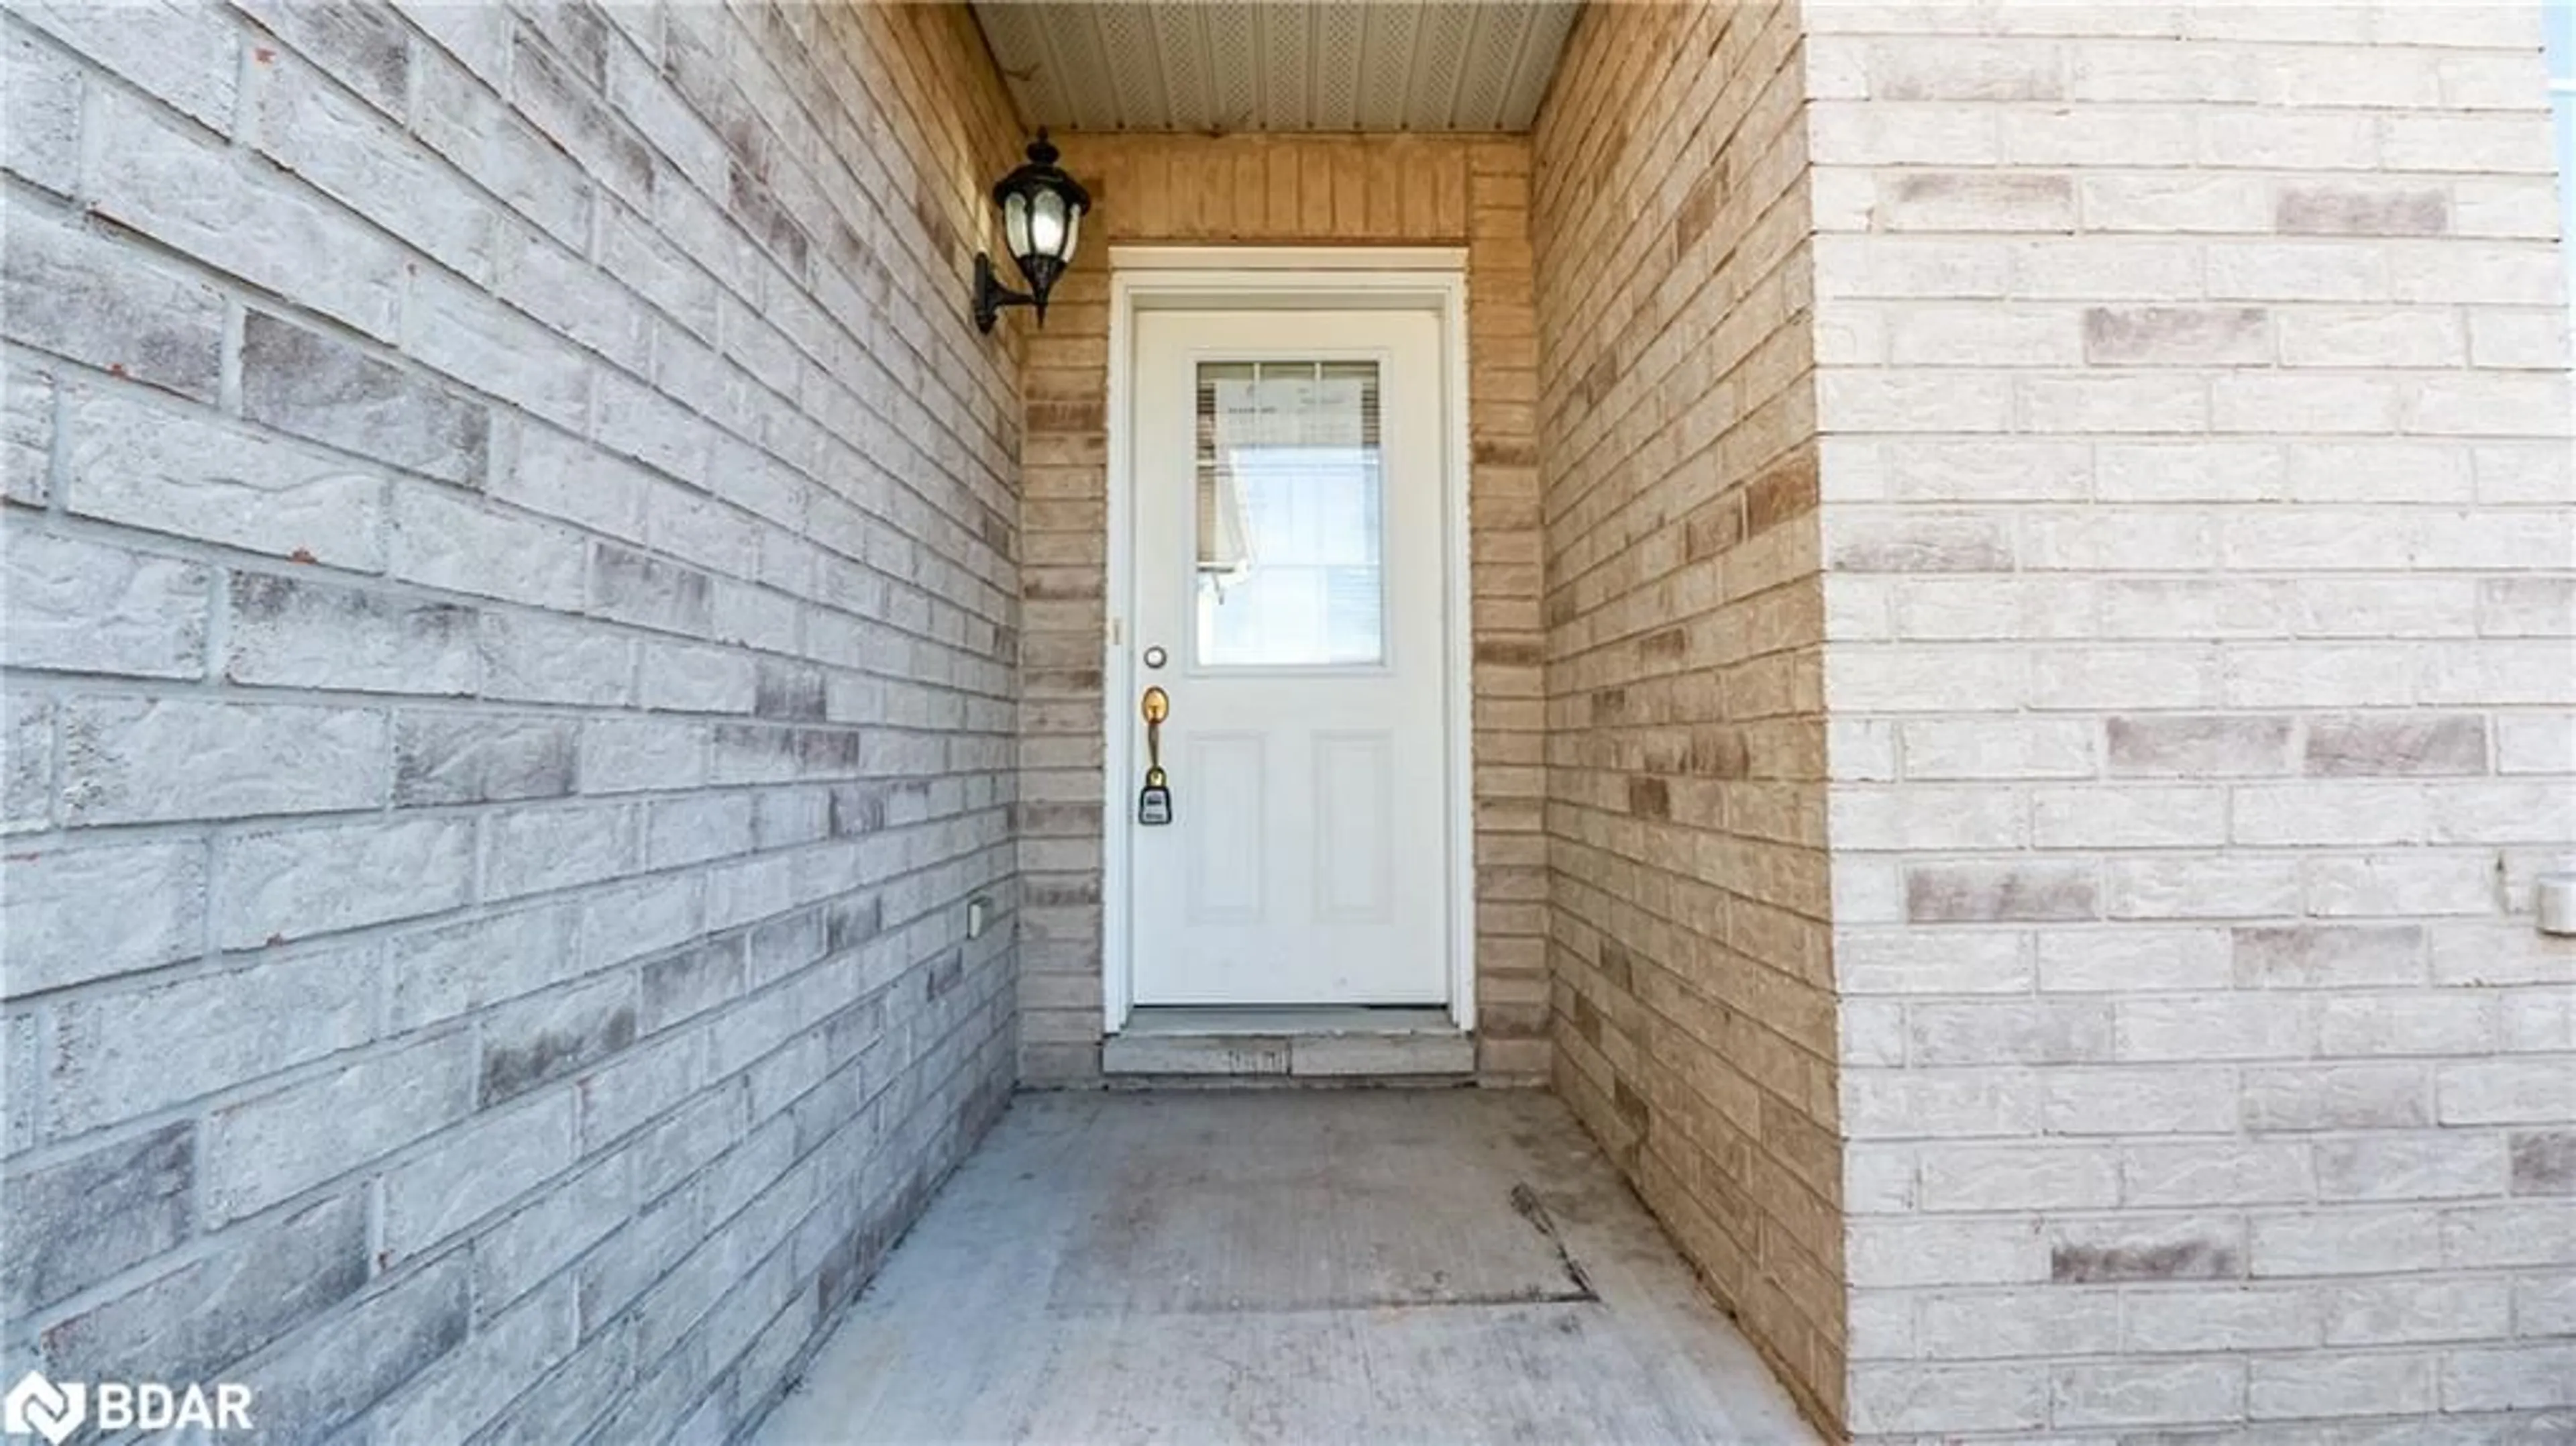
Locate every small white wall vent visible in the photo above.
<box><xmin>2538</xmin><ymin>871</ymin><xmax>2576</xmax><ymax>936</ymax></box>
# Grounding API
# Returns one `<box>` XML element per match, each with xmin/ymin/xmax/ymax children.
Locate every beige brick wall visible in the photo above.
<box><xmin>1807</xmin><ymin>3</ymin><xmax>2576</xmax><ymax>1439</ymax></box>
<box><xmin>1011</xmin><ymin>134</ymin><xmax>1547</xmax><ymax>1082</ymax></box>
<box><xmin>1531</xmin><ymin>1</ymin><xmax>1848</xmax><ymax>1433</ymax></box>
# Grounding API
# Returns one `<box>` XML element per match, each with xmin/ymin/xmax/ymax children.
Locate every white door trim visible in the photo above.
<box><xmin>1101</xmin><ymin>246</ymin><xmax>1475</xmax><ymax>1037</ymax></box>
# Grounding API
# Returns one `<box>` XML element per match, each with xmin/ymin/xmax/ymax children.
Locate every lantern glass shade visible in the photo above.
<box><xmin>1002</xmin><ymin>191</ymin><xmax>1032</xmax><ymax>264</ymax></box>
<box><xmin>1028</xmin><ymin>188</ymin><xmax>1070</xmax><ymax>261</ymax></box>
<box><xmin>998</xmin><ymin>176</ymin><xmax>1081</xmax><ymax>287</ymax></box>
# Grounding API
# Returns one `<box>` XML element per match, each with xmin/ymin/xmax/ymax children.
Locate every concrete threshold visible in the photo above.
<box><xmin>1102</xmin><ymin>1005</ymin><xmax>1474</xmax><ymax>1079</ymax></box>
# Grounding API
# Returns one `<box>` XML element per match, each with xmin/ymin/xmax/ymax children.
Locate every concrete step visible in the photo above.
<box><xmin>1102</xmin><ymin>1006</ymin><xmax>1475</xmax><ymax>1079</ymax></box>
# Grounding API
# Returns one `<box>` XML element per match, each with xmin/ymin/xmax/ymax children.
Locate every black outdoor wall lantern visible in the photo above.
<box><xmin>973</xmin><ymin>130</ymin><xmax>1090</xmax><ymax>333</ymax></box>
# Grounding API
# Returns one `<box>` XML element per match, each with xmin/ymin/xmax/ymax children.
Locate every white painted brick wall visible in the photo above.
<box><xmin>1810</xmin><ymin>2</ymin><xmax>2576</xmax><ymax>1439</ymax></box>
<box><xmin>0</xmin><ymin>3</ymin><xmax>1025</xmax><ymax>1441</ymax></box>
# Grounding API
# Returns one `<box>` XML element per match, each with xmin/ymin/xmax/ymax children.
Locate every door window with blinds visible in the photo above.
<box><xmin>1192</xmin><ymin>360</ymin><xmax>1387</xmax><ymax>668</ymax></box>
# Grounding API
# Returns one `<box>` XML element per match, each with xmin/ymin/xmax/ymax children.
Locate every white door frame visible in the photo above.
<box><xmin>1099</xmin><ymin>246</ymin><xmax>1476</xmax><ymax>1036</ymax></box>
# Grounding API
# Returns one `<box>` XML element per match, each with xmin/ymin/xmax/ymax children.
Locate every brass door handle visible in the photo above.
<box><xmin>1141</xmin><ymin>686</ymin><xmax>1169</xmax><ymax>781</ymax></box>
<box><xmin>1138</xmin><ymin>686</ymin><xmax>1173</xmax><ymax>825</ymax></box>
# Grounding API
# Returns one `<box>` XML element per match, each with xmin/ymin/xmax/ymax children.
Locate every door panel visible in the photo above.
<box><xmin>1313</xmin><ymin>732</ymin><xmax>1395</xmax><ymax>923</ymax></box>
<box><xmin>1128</xmin><ymin>308</ymin><xmax>1448</xmax><ymax>1006</ymax></box>
<box><xmin>1183</xmin><ymin>731</ymin><xmax>1267</xmax><ymax>925</ymax></box>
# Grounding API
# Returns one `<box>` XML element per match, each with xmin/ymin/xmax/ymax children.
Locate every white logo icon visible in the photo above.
<box><xmin>2</xmin><ymin>1373</ymin><xmax>85</xmax><ymax>1445</ymax></box>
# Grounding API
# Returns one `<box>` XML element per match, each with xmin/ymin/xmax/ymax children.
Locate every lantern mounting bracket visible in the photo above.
<box><xmin>972</xmin><ymin>253</ymin><xmax>1035</xmax><ymax>334</ymax></box>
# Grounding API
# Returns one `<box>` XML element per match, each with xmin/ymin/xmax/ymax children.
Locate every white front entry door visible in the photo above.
<box><xmin>1126</xmin><ymin>306</ymin><xmax>1451</xmax><ymax>1006</ymax></box>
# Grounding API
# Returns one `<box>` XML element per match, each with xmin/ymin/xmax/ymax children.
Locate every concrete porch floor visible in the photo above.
<box><xmin>754</xmin><ymin>1090</ymin><xmax>1818</xmax><ymax>1444</ymax></box>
